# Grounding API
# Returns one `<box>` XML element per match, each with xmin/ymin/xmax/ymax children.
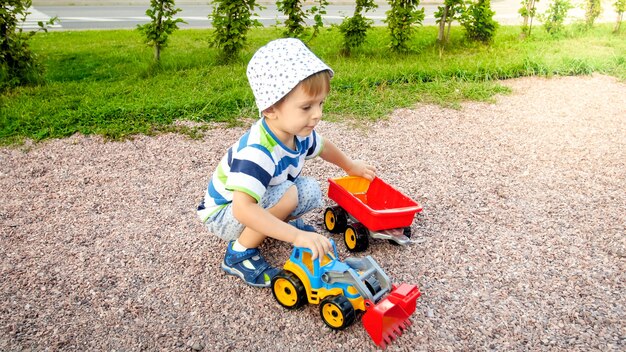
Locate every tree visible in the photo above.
<box><xmin>584</xmin><ymin>0</ymin><xmax>602</xmax><ymax>28</ymax></box>
<box><xmin>308</xmin><ymin>0</ymin><xmax>329</xmax><ymax>40</ymax></box>
<box><xmin>385</xmin><ymin>0</ymin><xmax>425</xmax><ymax>52</ymax></box>
<box><xmin>137</xmin><ymin>0</ymin><xmax>185</xmax><ymax>62</ymax></box>
<box><xmin>519</xmin><ymin>0</ymin><xmax>539</xmax><ymax>37</ymax></box>
<box><xmin>277</xmin><ymin>0</ymin><xmax>306</xmax><ymax>38</ymax></box>
<box><xmin>276</xmin><ymin>0</ymin><xmax>329</xmax><ymax>40</ymax></box>
<box><xmin>1</xmin><ymin>0</ymin><xmax>57</xmax><ymax>89</ymax></box>
<box><xmin>209</xmin><ymin>0</ymin><xmax>263</xmax><ymax>58</ymax></box>
<box><xmin>613</xmin><ymin>0</ymin><xmax>625</xmax><ymax>33</ymax></box>
<box><xmin>435</xmin><ymin>0</ymin><xmax>465</xmax><ymax>43</ymax></box>
<box><xmin>338</xmin><ymin>0</ymin><xmax>377</xmax><ymax>55</ymax></box>
<box><xmin>461</xmin><ymin>0</ymin><xmax>498</xmax><ymax>43</ymax></box>
<box><xmin>541</xmin><ymin>0</ymin><xmax>573</xmax><ymax>35</ymax></box>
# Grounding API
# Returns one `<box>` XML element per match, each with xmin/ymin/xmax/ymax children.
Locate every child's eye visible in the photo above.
<box><xmin>302</xmin><ymin>106</ymin><xmax>311</xmax><ymax>110</ymax></box>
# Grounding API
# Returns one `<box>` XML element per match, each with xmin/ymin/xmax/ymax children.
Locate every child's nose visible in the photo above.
<box><xmin>312</xmin><ymin>105</ymin><xmax>323</xmax><ymax>120</ymax></box>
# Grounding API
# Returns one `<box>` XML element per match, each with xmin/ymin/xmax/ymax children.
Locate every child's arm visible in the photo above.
<box><xmin>319</xmin><ymin>139</ymin><xmax>376</xmax><ymax>180</ymax></box>
<box><xmin>232</xmin><ymin>191</ymin><xmax>332</xmax><ymax>259</ymax></box>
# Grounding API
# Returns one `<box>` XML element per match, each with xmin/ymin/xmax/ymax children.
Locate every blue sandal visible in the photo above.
<box><xmin>221</xmin><ymin>241</ymin><xmax>280</xmax><ymax>288</ymax></box>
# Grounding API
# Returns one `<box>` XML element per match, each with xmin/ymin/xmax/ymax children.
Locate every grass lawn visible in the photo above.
<box><xmin>1</xmin><ymin>23</ymin><xmax>624</xmax><ymax>145</ymax></box>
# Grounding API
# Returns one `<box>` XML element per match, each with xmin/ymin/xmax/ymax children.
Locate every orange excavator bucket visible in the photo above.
<box><xmin>362</xmin><ymin>283</ymin><xmax>421</xmax><ymax>349</ymax></box>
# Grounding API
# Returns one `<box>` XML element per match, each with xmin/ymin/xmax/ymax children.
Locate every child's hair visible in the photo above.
<box><xmin>275</xmin><ymin>70</ymin><xmax>332</xmax><ymax>107</ymax></box>
<box><xmin>300</xmin><ymin>70</ymin><xmax>332</xmax><ymax>97</ymax></box>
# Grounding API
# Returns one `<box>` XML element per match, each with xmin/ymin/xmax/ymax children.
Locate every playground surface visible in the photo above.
<box><xmin>1</xmin><ymin>74</ymin><xmax>625</xmax><ymax>350</ymax></box>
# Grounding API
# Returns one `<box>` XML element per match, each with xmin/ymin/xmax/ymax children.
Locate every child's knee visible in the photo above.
<box><xmin>283</xmin><ymin>185</ymin><xmax>299</xmax><ymax>212</ymax></box>
<box><xmin>292</xmin><ymin>177</ymin><xmax>323</xmax><ymax>216</ymax></box>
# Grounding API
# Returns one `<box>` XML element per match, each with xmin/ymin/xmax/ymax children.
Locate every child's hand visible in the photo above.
<box><xmin>292</xmin><ymin>231</ymin><xmax>333</xmax><ymax>260</ymax></box>
<box><xmin>346</xmin><ymin>160</ymin><xmax>377</xmax><ymax>181</ymax></box>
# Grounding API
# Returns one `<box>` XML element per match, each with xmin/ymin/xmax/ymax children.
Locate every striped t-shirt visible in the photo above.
<box><xmin>197</xmin><ymin>118</ymin><xmax>324</xmax><ymax>222</ymax></box>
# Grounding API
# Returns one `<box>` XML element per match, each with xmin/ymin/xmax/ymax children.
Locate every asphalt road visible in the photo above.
<box><xmin>24</xmin><ymin>2</ymin><xmax>526</xmax><ymax>31</ymax></box>
<box><xmin>22</xmin><ymin>1</ymin><xmax>616</xmax><ymax>31</ymax></box>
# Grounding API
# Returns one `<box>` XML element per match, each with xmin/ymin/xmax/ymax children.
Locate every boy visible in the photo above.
<box><xmin>198</xmin><ymin>38</ymin><xmax>376</xmax><ymax>287</ymax></box>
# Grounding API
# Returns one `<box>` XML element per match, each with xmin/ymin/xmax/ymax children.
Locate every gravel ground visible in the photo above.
<box><xmin>1</xmin><ymin>74</ymin><xmax>625</xmax><ymax>351</ymax></box>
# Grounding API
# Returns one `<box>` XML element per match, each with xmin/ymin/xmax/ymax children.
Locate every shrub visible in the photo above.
<box><xmin>435</xmin><ymin>0</ymin><xmax>465</xmax><ymax>43</ymax></box>
<box><xmin>277</xmin><ymin>0</ymin><xmax>307</xmax><ymax>38</ymax></box>
<box><xmin>584</xmin><ymin>0</ymin><xmax>602</xmax><ymax>28</ymax></box>
<box><xmin>1</xmin><ymin>0</ymin><xmax>56</xmax><ymax>89</ymax></box>
<box><xmin>137</xmin><ymin>0</ymin><xmax>185</xmax><ymax>62</ymax></box>
<box><xmin>209</xmin><ymin>0</ymin><xmax>263</xmax><ymax>58</ymax></box>
<box><xmin>338</xmin><ymin>0</ymin><xmax>377</xmax><ymax>54</ymax></box>
<box><xmin>277</xmin><ymin>0</ymin><xmax>329</xmax><ymax>40</ymax></box>
<box><xmin>614</xmin><ymin>0</ymin><xmax>625</xmax><ymax>33</ymax></box>
<box><xmin>519</xmin><ymin>0</ymin><xmax>539</xmax><ymax>37</ymax></box>
<box><xmin>461</xmin><ymin>0</ymin><xmax>498</xmax><ymax>43</ymax></box>
<box><xmin>541</xmin><ymin>0</ymin><xmax>573</xmax><ymax>35</ymax></box>
<box><xmin>385</xmin><ymin>0</ymin><xmax>425</xmax><ymax>52</ymax></box>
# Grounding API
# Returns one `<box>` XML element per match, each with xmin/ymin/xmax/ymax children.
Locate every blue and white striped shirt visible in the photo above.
<box><xmin>198</xmin><ymin>118</ymin><xmax>324</xmax><ymax>222</ymax></box>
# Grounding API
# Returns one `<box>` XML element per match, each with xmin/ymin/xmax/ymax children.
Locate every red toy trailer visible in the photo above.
<box><xmin>323</xmin><ymin>176</ymin><xmax>422</xmax><ymax>252</ymax></box>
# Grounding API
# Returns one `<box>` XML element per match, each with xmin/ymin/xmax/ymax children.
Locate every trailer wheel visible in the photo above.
<box><xmin>324</xmin><ymin>206</ymin><xmax>347</xmax><ymax>234</ymax></box>
<box><xmin>320</xmin><ymin>295</ymin><xmax>355</xmax><ymax>330</ymax></box>
<box><xmin>344</xmin><ymin>223</ymin><xmax>369</xmax><ymax>252</ymax></box>
<box><xmin>271</xmin><ymin>270</ymin><xmax>307</xmax><ymax>310</ymax></box>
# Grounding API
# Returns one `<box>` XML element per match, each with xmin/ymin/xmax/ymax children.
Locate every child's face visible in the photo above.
<box><xmin>264</xmin><ymin>84</ymin><xmax>327</xmax><ymax>141</ymax></box>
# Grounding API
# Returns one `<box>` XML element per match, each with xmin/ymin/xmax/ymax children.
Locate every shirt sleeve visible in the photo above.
<box><xmin>305</xmin><ymin>130</ymin><xmax>324</xmax><ymax>160</ymax></box>
<box><xmin>225</xmin><ymin>145</ymin><xmax>276</xmax><ymax>202</ymax></box>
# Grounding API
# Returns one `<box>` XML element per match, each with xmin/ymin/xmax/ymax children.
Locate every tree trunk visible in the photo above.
<box><xmin>438</xmin><ymin>6</ymin><xmax>448</xmax><ymax>42</ymax></box>
<box><xmin>615</xmin><ymin>12</ymin><xmax>623</xmax><ymax>33</ymax></box>
<box><xmin>154</xmin><ymin>45</ymin><xmax>161</xmax><ymax>62</ymax></box>
<box><xmin>520</xmin><ymin>1</ymin><xmax>530</xmax><ymax>38</ymax></box>
<box><xmin>155</xmin><ymin>1</ymin><xmax>163</xmax><ymax>62</ymax></box>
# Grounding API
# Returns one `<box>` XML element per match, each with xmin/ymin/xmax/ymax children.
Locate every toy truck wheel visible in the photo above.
<box><xmin>271</xmin><ymin>271</ymin><xmax>307</xmax><ymax>310</ymax></box>
<box><xmin>365</xmin><ymin>276</ymin><xmax>383</xmax><ymax>296</ymax></box>
<box><xmin>324</xmin><ymin>206</ymin><xmax>347</xmax><ymax>234</ymax></box>
<box><xmin>320</xmin><ymin>295</ymin><xmax>356</xmax><ymax>330</ymax></box>
<box><xmin>344</xmin><ymin>223</ymin><xmax>369</xmax><ymax>252</ymax></box>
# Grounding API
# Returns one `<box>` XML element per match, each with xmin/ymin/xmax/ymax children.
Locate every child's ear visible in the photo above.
<box><xmin>263</xmin><ymin>106</ymin><xmax>277</xmax><ymax>119</ymax></box>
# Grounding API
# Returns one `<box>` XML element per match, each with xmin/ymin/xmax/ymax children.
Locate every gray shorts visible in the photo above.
<box><xmin>204</xmin><ymin>176</ymin><xmax>323</xmax><ymax>241</ymax></box>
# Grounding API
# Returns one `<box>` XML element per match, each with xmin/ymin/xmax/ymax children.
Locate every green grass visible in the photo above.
<box><xmin>1</xmin><ymin>24</ymin><xmax>624</xmax><ymax>145</ymax></box>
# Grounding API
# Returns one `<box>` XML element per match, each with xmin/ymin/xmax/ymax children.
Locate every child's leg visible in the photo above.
<box><xmin>287</xmin><ymin>177</ymin><xmax>323</xmax><ymax>230</ymax></box>
<box><xmin>221</xmin><ymin>183</ymin><xmax>298</xmax><ymax>287</ymax></box>
<box><xmin>237</xmin><ymin>184</ymin><xmax>298</xmax><ymax>248</ymax></box>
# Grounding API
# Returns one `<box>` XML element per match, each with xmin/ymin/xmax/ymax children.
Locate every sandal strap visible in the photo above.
<box><xmin>223</xmin><ymin>244</ymin><xmax>279</xmax><ymax>285</ymax></box>
<box><xmin>226</xmin><ymin>247</ymin><xmax>261</xmax><ymax>265</ymax></box>
<box><xmin>249</xmin><ymin>261</ymin><xmax>271</xmax><ymax>283</ymax></box>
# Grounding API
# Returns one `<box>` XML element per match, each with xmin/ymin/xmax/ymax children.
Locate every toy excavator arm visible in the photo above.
<box><xmin>321</xmin><ymin>255</ymin><xmax>392</xmax><ymax>303</ymax></box>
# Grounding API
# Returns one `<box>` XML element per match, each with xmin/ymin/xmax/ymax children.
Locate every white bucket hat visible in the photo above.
<box><xmin>246</xmin><ymin>38</ymin><xmax>334</xmax><ymax>113</ymax></box>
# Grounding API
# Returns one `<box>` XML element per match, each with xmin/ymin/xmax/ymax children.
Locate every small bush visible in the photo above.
<box><xmin>541</xmin><ymin>0</ymin><xmax>573</xmax><ymax>35</ymax></box>
<box><xmin>277</xmin><ymin>0</ymin><xmax>329</xmax><ymax>41</ymax></box>
<box><xmin>1</xmin><ymin>0</ymin><xmax>56</xmax><ymax>89</ymax></box>
<box><xmin>385</xmin><ymin>0</ymin><xmax>425</xmax><ymax>52</ymax></box>
<box><xmin>209</xmin><ymin>0</ymin><xmax>263</xmax><ymax>58</ymax></box>
<box><xmin>461</xmin><ymin>0</ymin><xmax>499</xmax><ymax>43</ymax></box>
<box><xmin>614</xmin><ymin>0</ymin><xmax>626</xmax><ymax>33</ymax></box>
<box><xmin>137</xmin><ymin>0</ymin><xmax>185</xmax><ymax>62</ymax></box>
<box><xmin>584</xmin><ymin>0</ymin><xmax>602</xmax><ymax>28</ymax></box>
<box><xmin>338</xmin><ymin>0</ymin><xmax>377</xmax><ymax>54</ymax></box>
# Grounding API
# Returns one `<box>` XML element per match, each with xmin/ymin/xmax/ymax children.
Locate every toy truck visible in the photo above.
<box><xmin>323</xmin><ymin>176</ymin><xmax>423</xmax><ymax>252</ymax></box>
<box><xmin>271</xmin><ymin>239</ymin><xmax>421</xmax><ymax>349</ymax></box>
